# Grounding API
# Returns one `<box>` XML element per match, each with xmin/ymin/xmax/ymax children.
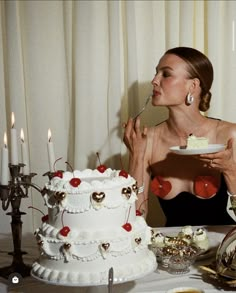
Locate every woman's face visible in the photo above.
<box><xmin>151</xmin><ymin>53</ymin><xmax>193</xmax><ymax>107</ymax></box>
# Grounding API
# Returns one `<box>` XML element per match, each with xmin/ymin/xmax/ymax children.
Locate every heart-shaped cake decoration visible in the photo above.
<box><xmin>135</xmin><ymin>237</ymin><xmax>142</xmax><ymax>245</ymax></box>
<box><xmin>132</xmin><ymin>183</ymin><xmax>138</xmax><ymax>194</ymax></box>
<box><xmin>54</xmin><ymin>191</ymin><xmax>66</xmax><ymax>202</ymax></box>
<box><xmin>92</xmin><ymin>192</ymin><xmax>106</xmax><ymax>203</ymax></box>
<box><xmin>63</xmin><ymin>243</ymin><xmax>71</xmax><ymax>250</ymax></box>
<box><xmin>101</xmin><ymin>243</ymin><xmax>110</xmax><ymax>251</ymax></box>
<box><xmin>122</xmin><ymin>187</ymin><xmax>132</xmax><ymax>199</ymax></box>
<box><xmin>37</xmin><ymin>240</ymin><xmax>44</xmax><ymax>247</ymax></box>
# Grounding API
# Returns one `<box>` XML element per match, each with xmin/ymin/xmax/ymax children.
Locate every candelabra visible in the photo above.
<box><xmin>0</xmin><ymin>163</ymin><xmax>42</xmax><ymax>279</ymax></box>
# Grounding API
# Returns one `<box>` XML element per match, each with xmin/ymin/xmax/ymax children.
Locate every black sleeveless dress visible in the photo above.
<box><xmin>157</xmin><ymin>175</ymin><xmax>235</xmax><ymax>226</ymax></box>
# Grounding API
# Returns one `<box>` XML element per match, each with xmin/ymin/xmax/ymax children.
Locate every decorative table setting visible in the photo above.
<box><xmin>1</xmin><ymin>113</ymin><xmax>236</xmax><ymax>293</ymax></box>
<box><xmin>0</xmin><ymin>225</ymin><xmax>235</xmax><ymax>293</ymax></box>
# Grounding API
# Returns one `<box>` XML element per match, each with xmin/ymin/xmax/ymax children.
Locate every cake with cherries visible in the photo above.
<box><xmin>31</xmin><ymin>168</ymin><xmax>157</xmax><ymax>286</ymax></box>
<box><xmin>186</xmin><ymin>134</ymin><xmax>208</xmax><ymax>149</ymax></box>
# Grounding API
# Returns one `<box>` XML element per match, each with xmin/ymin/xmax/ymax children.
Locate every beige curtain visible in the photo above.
<box><xmin>0</xmin><ymin>0</ymin><xmax>235</xmax><ymax>234</ymax></box>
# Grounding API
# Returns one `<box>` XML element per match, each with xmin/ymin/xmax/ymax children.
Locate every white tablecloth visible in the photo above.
<box><xmin>1</xmin><ymin>225</ymin><xmax>235</xmax><ymax>293</ymax></box>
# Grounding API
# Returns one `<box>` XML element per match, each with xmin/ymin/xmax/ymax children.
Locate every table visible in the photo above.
<box><xmin>1</xmin><ymin>225</ymin><xmax>235</xmax><ymax>293</ymax></box>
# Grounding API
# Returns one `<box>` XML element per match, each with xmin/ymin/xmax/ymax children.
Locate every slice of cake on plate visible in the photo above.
<box><xmin>186</xmin><ymin>134</ymin><xmax>208</xmax><ymax>149</ymax></box>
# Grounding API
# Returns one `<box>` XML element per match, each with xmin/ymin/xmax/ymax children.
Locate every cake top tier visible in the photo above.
<box><xmin>45</xmin><ymin>168</ymin><xmax>136</xmax><ymax>194</ymax></box>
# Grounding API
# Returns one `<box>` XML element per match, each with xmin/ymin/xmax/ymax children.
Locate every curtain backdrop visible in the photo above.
<box><xmin>0</xmin><ymin>0</ymin><xmax>236</xmax><ymax>235</ymax></box>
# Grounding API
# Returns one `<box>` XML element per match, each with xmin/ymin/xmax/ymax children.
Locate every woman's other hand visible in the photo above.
<box><xmin>199</xmin><ymin>138</ymin><xmax>235</xmax><ymax>173</ymax></box>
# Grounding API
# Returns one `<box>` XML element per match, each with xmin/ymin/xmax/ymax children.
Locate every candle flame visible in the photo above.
<box><xmin>20</xmin><ymin>128</ymin><xmax>24</xmax><ymax>143</ymax></box>
<box><xmin>48</xmin><ymin>128</ymin><xmax>52</xmax><ymax>142</ymax></box>
<box><xmin>3</xmin><ymin>132</ymin><xmax>7</xmax><ymax>147</ymax></box>
<box><xmin>11</xmin><ymin>112</ymin><xmax>15</xmax><ymax>128</ymax></box>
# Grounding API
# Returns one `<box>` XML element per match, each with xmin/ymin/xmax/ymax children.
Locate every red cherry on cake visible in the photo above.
<box><xmin>96</xmin><ymin>152</ymin><xmax>107</xmax><ymax>173</ymax></box>
<box><xmin>53</xmin><ymin>170</ymin><xmax>63</xmax><ymax>178</ymax></box>
<box><xmin>59</xmin><ymin>226</ymin><xmax>70</xmax><ymax>237</ymax></box>
<box><xmin>119</xmin><ymin>170</ymin><xmax>128</xmax><ymax>178</ymax></box>
<box><xmin>64</xmin><ymin>161</ymin><xmax>81</xmax><ymax>187</ymax></box>
<box><xmin>136</xmin><ymin>210</ymin><xmax>142</xmax><ymax>216</ymax></box>
<box><xmin>42</xmin><ymin>214</ymin><xmax>49</xmax><ymax>222</ymax></box>
<box><xmin>66</xmin><ymin>162</ymin><xmax>81</xmax><ymax>187</ymax></box>
<box><xmin>60</xmin><ymin>210</ymin><xmax>70</xmax><ymax>237</ymax></box>
<box><xmin>52</xmin><ymin>157</ymin><xmax>63</xmax><ymax>177</ymax></box>
<box><xmin>122</xmin><ymin>223</ymin><xmax>132</xmax><ymax>232</ymax></box>
<box><xmin>97</xmin><ymin>164</ymin><xmax>107</xmax><ymax>173</ymax></box>
<box><xmin>69</xmin><ymin>177</ymin><xmax>81</xmax><ymax>187</ymax></box>
<box><xmin>28</xmin><ymin>206</ymin><xmax>48</xmax><ymax>223</ymax></box>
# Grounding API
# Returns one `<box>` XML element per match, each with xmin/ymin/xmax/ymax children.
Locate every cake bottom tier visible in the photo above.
<box><xmin>31</xmin><ymin>249</ymin><xmax>157</xmax><ymax>286</ymax></box>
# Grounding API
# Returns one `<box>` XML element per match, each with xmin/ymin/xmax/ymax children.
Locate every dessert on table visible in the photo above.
<box><xmin>31</xmin><ymin>167</ymin><xmax>157</xmax><ymax>286</ymax></box>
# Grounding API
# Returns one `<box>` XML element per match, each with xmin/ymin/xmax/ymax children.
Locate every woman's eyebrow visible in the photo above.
<box><xmin>156</xmin><ymin>66</ymin><xmax>173</xmax><ymax>72</ymax></box>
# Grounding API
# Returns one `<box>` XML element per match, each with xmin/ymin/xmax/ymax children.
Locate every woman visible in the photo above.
<box><xmin>123</xmin><ymin>47</ymin><xmax>236</xmax><ymax>226</ymax></box>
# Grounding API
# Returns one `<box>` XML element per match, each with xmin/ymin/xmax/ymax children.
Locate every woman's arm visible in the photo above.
<box><xmin>199</xmin><ymin>123</ymin><xmax>236</xmax><ymax>219</ymax></box>
<box><xmin>123</xmin><ymin>117</ymin><xmax>152</xmax><ymax>217</ymax></box>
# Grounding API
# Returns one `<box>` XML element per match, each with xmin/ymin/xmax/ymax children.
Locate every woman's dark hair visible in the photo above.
<box><xmin>165</xmin><ymin>47</ymin><xmax>213</xmax><ymax>112</ymax></box>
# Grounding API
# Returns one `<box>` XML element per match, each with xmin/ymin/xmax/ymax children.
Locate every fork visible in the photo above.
<box><xmin>133</xmin><ymin>95</ymin><xmax>152</xmax><ymax>120</ymax></box>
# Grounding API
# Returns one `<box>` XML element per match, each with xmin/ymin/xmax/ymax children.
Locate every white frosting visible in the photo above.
<box><xmin>32</xmin><ymin>168</ymin><xmax>157</xmax><ymax>286</ymax></box>
<box><xmin>151</xmin><ymin>230</ymin><xmax>165</xmax><ymax>247</ymax></box>
<box><xmin>193</xmin><ymin>228</ymin><xmax>209</xmax><ymax>251</ymax></box>
<box><xmin>181</xmin><ymin>225</ymin><xmax>193</xmax><ymax>236</ymax></box>
<box><xmin>187</xmin><ymin>135</ymin><xmax>208</xmax><ymax>149</ymax></box>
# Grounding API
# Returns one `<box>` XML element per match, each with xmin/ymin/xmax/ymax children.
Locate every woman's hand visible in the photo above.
<box><xmin>199</xmin><ymin>138</ymin><xmax>235</xmax><ymax>173</ymax></box>
<box><xmin>123</xmin><ymin>117</ymin><xmax>148</xmax><ymax>158</ymax></box>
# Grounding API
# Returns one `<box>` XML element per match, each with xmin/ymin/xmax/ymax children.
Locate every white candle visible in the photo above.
<box><xmin>1</xmin><ymin>133</ymin><xmax>9</xmax><ymax>185</ymax></box>
<box><xmin>47</xmin><ymin>129</ymin><xmax>55</xmax><ymax>172</ymax></box>
<box><xmin>10</xmin><ymin>112</ymin><xmax>19</xmax><ymax>165</ymax></box>
<box><xmin>233</xmin><ymin>20</ymin><xmax>235</xmax><ymax>52</ymax></box>
<box><xmin>20</xmin><ymin>129</ymin><xmax>30</xmax><ymax>175</ymax></box>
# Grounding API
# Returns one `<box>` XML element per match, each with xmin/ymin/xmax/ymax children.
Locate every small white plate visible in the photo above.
<box><xmin>169</xmin><ymin>144</ymin><xmax>225</xmax><ymax>155</ymax></box>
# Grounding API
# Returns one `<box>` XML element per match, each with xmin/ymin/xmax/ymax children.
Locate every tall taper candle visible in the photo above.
<box><xmin>10</xmin><ymin>112</ymin><xmax>19</xmax><ymax>165</ymax></box>
<box><xmin>20</xmin><ymin>129</ymin><xmax>30</xmax><ymax>175</ymax></box>
<box><xmin>47</xmin><ymin>129</ymin><xmax>55</xmax><ymax>172</ymax></box>
<box><xmin>1</xmin><ymin>132</ymin><xmax>9</xmax><ymax>185</ymax></box>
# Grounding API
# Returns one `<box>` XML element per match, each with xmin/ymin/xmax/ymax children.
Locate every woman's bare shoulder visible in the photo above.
<box><xmin>216</xmin><ymin>119</ymin><xmax>236</xmax><ymax>140</ymax></box>
<box><xmin>147</xmin><ymin>120</ymin><xmax>166</xmax><ymax>134</ymax></box>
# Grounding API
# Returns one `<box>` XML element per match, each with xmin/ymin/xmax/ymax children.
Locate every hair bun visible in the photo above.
<box><xmin>199</xmin><ymin>92</ymin><xmax>211</xmax><ymax>112</ymax></box>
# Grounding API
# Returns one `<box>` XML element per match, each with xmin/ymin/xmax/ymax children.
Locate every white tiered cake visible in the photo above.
<box><xmin>31</xmin><ymin>168</ymin><xmax>157</xmax><ymax>286</ymax></box>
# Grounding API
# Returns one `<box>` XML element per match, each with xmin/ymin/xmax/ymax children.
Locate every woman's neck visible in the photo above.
<box><xmin>166</xmin><ymin>109</ymin><xmax>208</xmax><ymax>139</ymax></box>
